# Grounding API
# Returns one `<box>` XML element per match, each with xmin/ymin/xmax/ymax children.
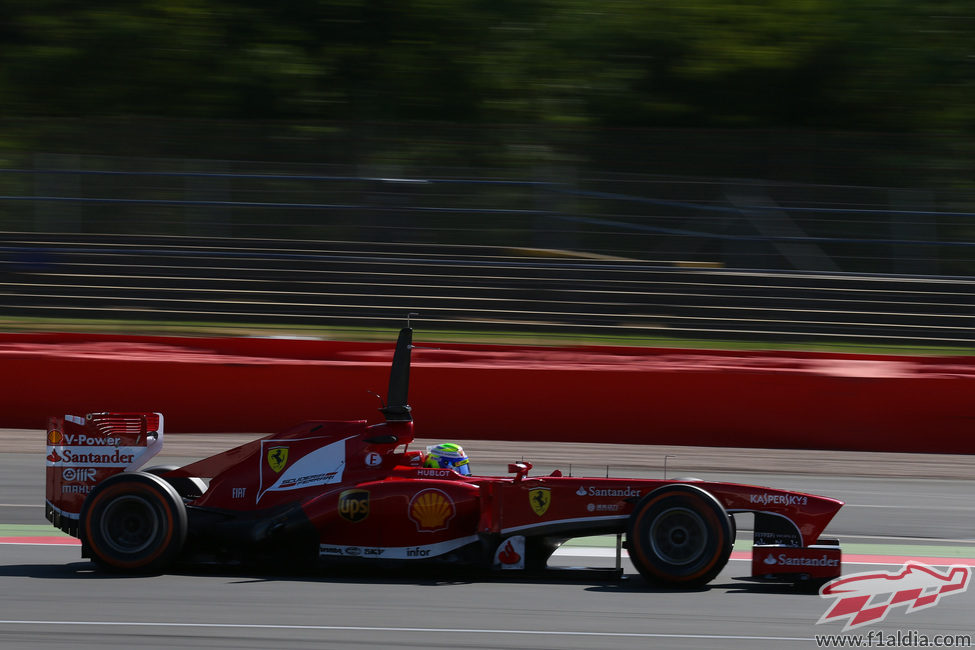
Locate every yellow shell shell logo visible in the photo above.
<box><xmin>408</xmin><ymin>489</ymin><xmax>455</xmax><ymax>532</ymax></box>
<box><xmin>47</xmin><ymin>429</ymin><xmax>64</xmax><ymax>446</ymax></box>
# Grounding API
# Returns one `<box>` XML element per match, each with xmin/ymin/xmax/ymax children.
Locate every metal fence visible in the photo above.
<box><xmin>3</xmin><ymin>159</ymin><xmax>975</xmax><ymax>271</ymax></box>
<box><xmin>1</xmin><ymin>159</ymin><xmax>973</xmax><ymax>347</ymax></box>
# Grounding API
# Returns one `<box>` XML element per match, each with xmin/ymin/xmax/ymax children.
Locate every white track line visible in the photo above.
<box><xmin>6</xmin><ymin>542</ymin><xmax>968</xmax><ymax>565</ymax></box>
<box><xmin>0</xmin><ymin>620</ymin><xmax>811</xmax><ymax>642</ymax></box>
<box><xmin>3</xmin><ymin>541</ymin><xmax>973</xmax><ymax>562</ymax></box>
<box><xmin>553</xmin><ymin>548</ymin><xmax>975</xmax><ymax>565</ymax></box>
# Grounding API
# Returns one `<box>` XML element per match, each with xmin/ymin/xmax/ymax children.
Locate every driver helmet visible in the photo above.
<box><xmin>424</xmin><ymin>443</ymin><xmax>471</xmax><ymax>476</ymax></box>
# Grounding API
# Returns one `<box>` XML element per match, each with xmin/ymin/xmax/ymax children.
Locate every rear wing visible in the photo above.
<box><xmin>45</xmin><ymin>412</ymin><xmax>164</xmax><ymax>537</ymax></box>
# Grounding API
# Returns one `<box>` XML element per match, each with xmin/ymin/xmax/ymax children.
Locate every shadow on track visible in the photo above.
<box><xmin>0</xmin><ymin>560</ymin><xmax>823</xmax><ymax>594</ymax></box>
<box><xmin>0</xmin><ymin>562</ymin><xmax>153</xmax><ymax>580</ymax></box>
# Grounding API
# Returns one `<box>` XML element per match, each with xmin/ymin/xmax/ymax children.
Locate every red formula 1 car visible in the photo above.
<box><xmin>45</xmin><ymin>327</ymin><xmax>844</xmax><ymax>587</ymax></box>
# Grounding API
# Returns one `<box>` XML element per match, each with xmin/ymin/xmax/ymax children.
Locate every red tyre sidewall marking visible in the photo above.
<box><xmin>630</xmin><ymin>490</ymin><xmax>727</xmax><ymax>582</ymax></box>
<box><xmin>83</xmin><ymin>481</ymin><xmax>176</xmax><ymax>570</ymax></box>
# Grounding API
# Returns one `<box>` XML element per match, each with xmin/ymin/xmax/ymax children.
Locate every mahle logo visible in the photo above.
<box><xmin>818</xmin><ymin>561</ymin><xmax>971</xmax><ymax>631</ymax></box>
<box><xmin>338</xmin><ymin>489</ymin><xmax>370</xmax><ymax>522</ymax></box>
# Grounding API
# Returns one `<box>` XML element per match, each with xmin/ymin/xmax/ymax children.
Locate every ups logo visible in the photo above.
<box><xmin>338</xmin><ymin>489</ymin><xmax>370</xmax><ymax>523</ymax></box>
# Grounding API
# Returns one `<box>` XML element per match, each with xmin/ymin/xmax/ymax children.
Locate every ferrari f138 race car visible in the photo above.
<box><xmin>45</xmin><ymin>327</ymin><xmax>844</xmax><ymax>588</ymax></box>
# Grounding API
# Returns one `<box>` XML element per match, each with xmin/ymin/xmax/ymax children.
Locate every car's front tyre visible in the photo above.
<box><xmin>626</xmin><ymin>484</ymin><xmax>733</xmax><ymax>588</ymax></box>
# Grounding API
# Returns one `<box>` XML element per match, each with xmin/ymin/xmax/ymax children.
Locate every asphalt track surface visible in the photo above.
<box><xmin>3</xmin><ymin>431</ymin><xmax>975</xmax><ymax>649</ymax></box>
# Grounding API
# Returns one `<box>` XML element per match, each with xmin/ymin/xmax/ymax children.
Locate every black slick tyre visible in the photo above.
<box><xmin>626</xmin><ymin>484</ymin><xmax>733</xmax><ymax>588</ymax></box>
<box><xmin>80</xmin><ymin>471</ymin><xmax>187</xmax><ymax>573</ymax></box>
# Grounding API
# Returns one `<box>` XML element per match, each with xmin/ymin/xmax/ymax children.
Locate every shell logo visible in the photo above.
<box><xmin>408</xmin><ymin>489</ymin><xmax>455</xmax><ymax>532</ymax></box>
<box><xmin>47</xmin><ymin>429</ymin><xmax>64</xmax><ymax>446</ymax></box>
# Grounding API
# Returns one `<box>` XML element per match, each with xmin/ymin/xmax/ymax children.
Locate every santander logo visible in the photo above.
<box><xmin>497</xmin><ymin>539</ymin><xmax>522</xmax><ymax>565</ymax></box>
<box><xmin>818</xmin><ymin>561</ymin><xmax>971</xmax><ymax>631</ymax></box>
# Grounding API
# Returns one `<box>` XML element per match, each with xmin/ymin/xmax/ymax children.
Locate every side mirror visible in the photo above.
<box><xmin>507</xmin><ymin>462</ymin><xmax>533</xmax><ymax>482</ymax></box>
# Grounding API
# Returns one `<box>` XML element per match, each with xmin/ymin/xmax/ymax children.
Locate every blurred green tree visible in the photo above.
<box><xmin>0</xmin><ymin>1</ymin><xmax>971</xmax><ymax>130</ymax></box>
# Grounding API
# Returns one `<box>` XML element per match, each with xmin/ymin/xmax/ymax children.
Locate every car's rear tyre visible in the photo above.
<box><xmin>144</xmin><ymin>465</ymin><xmax>207</xmax><ymax>501</ymax></box>
<box><xmin>626</xmin><ymin>484</ymin><xmax>733</xmax><ymax>588</ymax></box>
<box><xmin>80</xmin><ymin>472</ymin><xmax>187</xmax><ymax>573</ymax></box>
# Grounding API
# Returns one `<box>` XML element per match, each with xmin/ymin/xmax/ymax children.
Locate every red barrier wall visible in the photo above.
<box><xmin>1</xmin><ymin>333</ymin><xmax>972</xmax><ymax>454</ymax></box>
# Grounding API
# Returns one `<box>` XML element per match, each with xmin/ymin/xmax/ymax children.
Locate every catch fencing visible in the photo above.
<box><xmin>1</xmin><ymin>162</ymin><xmax>973</xmax><ymax>347</ymax></box>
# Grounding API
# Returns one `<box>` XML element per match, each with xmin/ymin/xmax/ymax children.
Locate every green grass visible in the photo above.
<box><xmin>5</xmin><ymin>525</ymin><xmax>975</xmax><ymax>559</ymax></box>
<box><xmin>1</xmin><ymin>315</ymin><xmax>973</xmax><ymax>356</ymax></box>
<box><xmin>0</xmin><ymin>524</ymin><xmax>70</xmax><ymax>537</ymax></box>
<box><xmin>564</xmin><ymin>535</ymin><xmax>975</xmax><ymax>557</ymax></box>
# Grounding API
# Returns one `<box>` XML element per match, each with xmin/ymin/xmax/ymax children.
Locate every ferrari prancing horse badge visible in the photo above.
<box><xmin>267</xmin><ymin>446</ymin><xmax>289</xmax><ymax>473</ymax></box>
<box><xmin>529</xmin><ymin>487</ymin><xmax>551</xmax><ymax>516</ymax></box>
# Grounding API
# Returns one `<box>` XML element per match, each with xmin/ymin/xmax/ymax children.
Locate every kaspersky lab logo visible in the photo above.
<box><xmin>818</xmin><ymin>561</ymin><xmax>971</xmax><ymax>631</ymax></box>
